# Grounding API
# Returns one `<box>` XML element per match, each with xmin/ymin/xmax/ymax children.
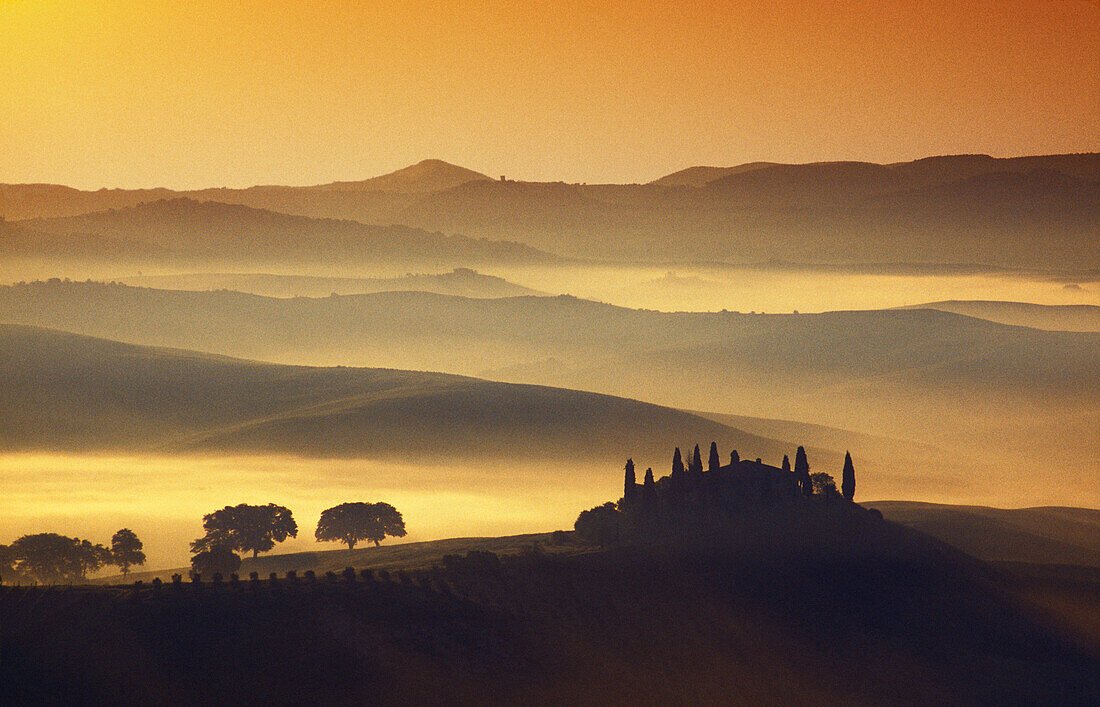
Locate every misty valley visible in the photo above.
<box><xmin>2</xmin><ymin>152</ymin><xmax>1097</xmax><ymax>703</ymax></box>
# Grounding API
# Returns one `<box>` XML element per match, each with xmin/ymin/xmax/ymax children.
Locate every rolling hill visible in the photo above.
<box><xmin>0</xmin><ymin>323</ymin><xmax>793</xmax><ymax>465</ymax></box>
<box><xmin>3</xmin><ymin>281</ymin><xmax>1096</xmax><ymax>505</ymax></box>
<box><xmin>14</xmin><ymin>197</ymin><xmax>561</xmax><ymax>268</ymax></box>
<box><xmin>118</xmin><ymin>268</ymin><xmax>544</xmax><ymax>299</ymax></box>
<box><xmin>898</xmin><ymin>300</ymin><xmax>1100</xmax><ymax>332</ymax></box>
<box><xmin>308</xmin><ymin>158</ymin><xmax>491</xmax><ymax>193</ymax></box>
<box><xmin>865</xmin><ymin>502</ymin><xmax>1100</xmax><ymax>567</ymax></box>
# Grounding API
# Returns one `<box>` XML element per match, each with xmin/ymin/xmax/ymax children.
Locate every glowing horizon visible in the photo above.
<box><xmin>1</xmin><ymin>0</ymin><xmax>1097</xmax><ymax>190</ymax></box>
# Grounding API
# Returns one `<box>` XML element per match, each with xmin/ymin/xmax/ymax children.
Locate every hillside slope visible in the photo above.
<box><xmin>866</xmin><ymin>502</ymin><xmax>1100</xmax><ymax>567</ymax></box>
<box><xmin>16</xmin><ymin>197</ymin><xmax>560</xmax><ymax>267</ymax></box>
<box><xmin>0</xmin><ymin>323</ymin><xmax>790</xmax><ymax>464</ymax></box>
<box><xmin>118</xmin><ymin>268</ymin><xmax>544</xmax><ymax>299</ymax></box>
<box><xmin>898</xmin><ymin>300</ymin><xmax>1100</xmax><ymax>332</ymax></box>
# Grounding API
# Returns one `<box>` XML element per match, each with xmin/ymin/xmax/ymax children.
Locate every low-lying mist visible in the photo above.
<box><xmin>0</xmin><ymin>453</ymin><xmax>621</xmax><ymax>572</ymax></box>
<box><xmin>2</xmin><ymin>260</ymin><xmax>1094</xmax><ymax>313</ymax></box>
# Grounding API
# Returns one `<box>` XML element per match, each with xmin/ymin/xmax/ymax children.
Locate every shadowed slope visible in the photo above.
<box><xmin>17</xmin><ymin>197</ymin><xmax>560</xmax><ymax>267</ymax></box>
<box><xmin>0</xmin><ymin>323</ymin><xmax>788</xmax><ymax>464</ymax></box>
<box><xmin>897</xmin><ymin>300</ymin><xmax>1100</xmax><ymax>332</ymax></box>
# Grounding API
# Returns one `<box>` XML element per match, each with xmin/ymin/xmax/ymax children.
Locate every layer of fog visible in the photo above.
<box><xmin>3</xmin><ymin>445</ymin><xmax>1090</xmax><ymax>573</ymax></box>
<box><xmin>2</xmin><ymin>259</ymin><xmax>1094</xmax><ymax>313</ymax></box>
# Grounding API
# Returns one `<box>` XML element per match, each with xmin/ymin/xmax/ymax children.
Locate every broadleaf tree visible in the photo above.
<box><xmin>315</xmin><ymin>502</ymin><xmax>407</xmax><ymax>550</ymax></box>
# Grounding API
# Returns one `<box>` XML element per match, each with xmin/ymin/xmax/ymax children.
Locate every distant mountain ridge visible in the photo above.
<box><xmin>2</xmin><ymin>152</ymin><xmax>1095</xmax><ymax>268</ymax></box>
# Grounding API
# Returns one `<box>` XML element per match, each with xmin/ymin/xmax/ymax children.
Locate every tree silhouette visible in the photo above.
<box><xmin>691</xmin><ymin>445</ymin><xmax>703</xmax><ymax>476</ymax></box>
<box><xmin>730</xmin><ymin>450</ymin><xmax>739</xmax><ymax>465</ymax></box>
<box><xmin>75</xmin><ymin>539</ymin><xmax>112</xmax><ymax>580</ymax></box>
<box><xmin>672</xmin><ymin>447</ymin><xmax>685</xmax><ymax>476</ymax></box>
<box><xmin>781</xmin><ymin>455</ymin><xmax>791</xmax><ymax>473</ymax></box>
<box><xmin>795</xmin><ymin>446</ymin><xmax>812</xmax><ymax>497</ymax></box>
<box><xmin>315</xmin><ymin>502</ymin><xmax>407</xmax><ymax>549</ymax></box>
<box><xmin>642</xmin><ymin>468</ymin><xmax>657</xmax><ymax>503</ymax></box>
<box><xmin>574</xmin><ymin>502</ymin><xmax>622</xmax><ymax>546</ymax></box>
<box><xmin>708</xmin><ymin>442</ymin><xmax>720</xmax><ymax>472</ymax></box>
<box><xmin>192</xmin><ymin>503</ymin><xmax>298</xmax><ymax>558</ymax></box>
<box><xmin>810</xmin><ymin>472</ymin><xmax>838</xmax><ymax>497</ymax></box>
<box><xmin>842</xmin><ymin>451</ymin><xmax>856</xmax><ymax>501</ymax></box>
<box><xmin>191</xmin><ymin>545</ymin><xmax>242</xmax><ymax>577</ymax></box>
<box><xmin>623</xmin><ymin>458</ymin><xmax>638</xmax><ymax>502</ymax></box>
<box><xmin>9</xmin><ymin>534</ymin><xmax>83</xmax><ymax>583</ymax></box>
<box><xmin>111</xmin><ymin>528</ymin><xmax>146</xmax><ymax>576</ymax></box>
<box><xmin>0</xmin><ymin>544</ymin><xmax>12</xmax><ymax>584</ymax></box>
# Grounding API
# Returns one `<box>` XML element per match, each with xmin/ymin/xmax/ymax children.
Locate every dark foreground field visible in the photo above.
<box><xmin>3</xmin><ymin>513</ymin><xmax>1098</xmax><ymax>705</ymax></box>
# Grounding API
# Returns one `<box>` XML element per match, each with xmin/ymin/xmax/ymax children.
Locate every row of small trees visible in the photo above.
<box><xmin>0</xmin><ymin>529</ymin><xmax>146</xmax><ymax>585</ymax></box>
<box><xmin>2</xmin><ymin>502</ymin><xmax>409</xmax><ymax>585</ymax></box>
<box><xmin>190</xmin><ymin>502</ymin><xmax>407</xmax><ymax>577</ymax></box>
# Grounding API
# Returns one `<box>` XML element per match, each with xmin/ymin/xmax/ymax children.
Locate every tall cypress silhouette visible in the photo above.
<box><xmin>672</xmin><ymin>447</ymin><xmax>684</xmax><ymax>476</ymax></box>
<box><xmin>781</xmin><ymin>454</ymin><xmax>791</xmax><ymax>473</ymax></box>
<box><xmin>624</xmin><ymin>458</ymin><xmax>637</xmax><ymax>502</ymax></box>
<box><xmin>795</xmin><ymin>446</ymin><xmax>812</xmax><ymax>497</ymax></box>
<box><xmin>730</xmin><ymin>449</ymin><xmax>739</xmax><ymax>465</ymax></box>
<box><xmin>708</xmin><ymin>442</ymin><xmax>720</xmax><ymax>472</ymax></box>
<box><xmin>691</xmin><ymin>445</ymin><xmax>703</xmax><ymax>476</ymax></box>
<box><xmin>643</xmin><ymin>468</ymin><xmax>657</xmax><ymax>503</ymax></box>
<box><xmin>842</xmin><ymin>451</ymin><xmax>856</xmax><ymax>501</ymax></box>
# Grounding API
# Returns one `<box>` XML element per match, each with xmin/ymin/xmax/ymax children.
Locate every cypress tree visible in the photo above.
<box><xmin>691</xmin><ymin>444</ymin><xmax>703</xmax><ymax>476</ymax></box>
<box><xmin>643</xmin><ymin>468</ymin><xmax>656</xmax><ymax>503</ymax></box>
<box><xmin>730</xmin><ymin>450</ymin><xmax>739</xmax><ymax>465</ymax></box>
<box><xmin>842</xmin><ymin>451</ymin><xmax>856</xmax><ymax>501</ymax></box>
<box><xmin>708</xmin><ymin>442</ymin><xmax>720</xmax><ymax>472</ymax></box>
<box><xmin>672</xmin><ymin>447</ymin><xmax>684</xmax><ymax>476</ymax></box>
<box><xmin>781</xmin><ymin>454</ymin><xmax>791</xmax><ymax>473</ymax></box>
<box><xmin>795</xmin><ymin>446</ymin><xmax>812</xmax><ymax>497</ymax></box>
<box><xmin>624</xmin><ymin>458</ymin><xmax>637</xmax><ymax>502</ymax></box>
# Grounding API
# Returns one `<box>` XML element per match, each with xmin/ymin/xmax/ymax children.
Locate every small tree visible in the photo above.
<box><xmin>192</xmin><ymin>503</ymin><xmax>298</xmax><ymax>558</ymax></box>
<box><xmin>841</xmin><ymin>451</ymin><xmax>856</xmax><ymax>501</ymax></box>
<box><xmin>315</xmin><ymin>502</ymin><xmax>407</xmax><ymax>549</ymax></box>
<box><xmin>191</xmin><ymin>545</ymin><xmax>241</xmax><ymax>577</ymax></box>
<box><xmin>781</xmin><ymin>455</ymin><xmax>791</xmax><ymax>473</ymax></box>
<box><xmin>708</xmin><ymin>442</ymin><xmax>720</xmax><ymax>472</ymax></box>
<box><xmin>730</xmin><ymin>450</ymin><xmax>739</xmax><ymax>465</ymax></box>
<box><xmin>810</xmin><ymin>472</ymin><xmax>838</xmax><ymax>497</ymax></box>
<box><xmin>111</xmin><ymin>528</ymin><xmax>146</xmax><ymax>576</ymax></box>
<box><xmin>623</xmin><ymin>458</ymin><xmax>638</xmax><ymax>502</ymax></box>
<box><xmin>691</xmin><ymin>445</ymin><xmax>703</xmax><ymax>475</ymax></box>
<box><xmin>574</xmin><ymin>502</ymin><xmax>622</xmax><ymax>546</ymax></box>
<box><xmin>795</xmin><ymin>446</ymin><xmax>812</xmax><ymax>497</ymax></box>
<box><xmin>671</xmin><ymin>447</ymin><xmax>685</xmax><ymax>477</ymax></box>
<box><xmin>75</xmin><ymin>539</ymin><xmax>112</xmax><ymax>580</ymax></box>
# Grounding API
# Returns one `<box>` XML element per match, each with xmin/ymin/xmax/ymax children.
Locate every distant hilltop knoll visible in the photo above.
<box><xmin>2</xmin><ymin>152</ymin><xmax>1096</xmax><ymax>268</ymax></box>
<box><xmin>307</xmin><ymin>159</ymin><xmax>492</xmax><ymax>193</ymax></box>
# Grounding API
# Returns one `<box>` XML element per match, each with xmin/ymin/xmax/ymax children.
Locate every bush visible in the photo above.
<box><xmin>574</xmin><ymin>502</ymin><xmax>623</xmax><ymax>546</ymax></box>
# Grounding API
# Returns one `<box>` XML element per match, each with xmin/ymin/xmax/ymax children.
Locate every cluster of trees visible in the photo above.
<box><xmin>578</xmin><ymin>443</ymin><xmax>859</xmax><ymax>545</ymax></box>
<box><xmin>0</xmin><ymin>529</ymin><xmax>145</xmax><ymax>584</ymax></box>
<box><xmin>189</xmin><ymin>501</ymin><xmax>407</xmax><ymax>577</ymax></box>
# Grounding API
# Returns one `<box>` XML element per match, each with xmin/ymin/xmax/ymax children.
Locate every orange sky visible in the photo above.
<box><xmin>1</xmin><ymin>0</ymin><xmax>1097</xmax><ymax>189</ymax></box>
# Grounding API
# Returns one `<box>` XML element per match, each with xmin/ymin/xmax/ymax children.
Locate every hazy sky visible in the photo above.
<box><xmin>2</xmin><ymin>0</ymin><xmax>1097</xmax><ymax>189</ymax></box>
